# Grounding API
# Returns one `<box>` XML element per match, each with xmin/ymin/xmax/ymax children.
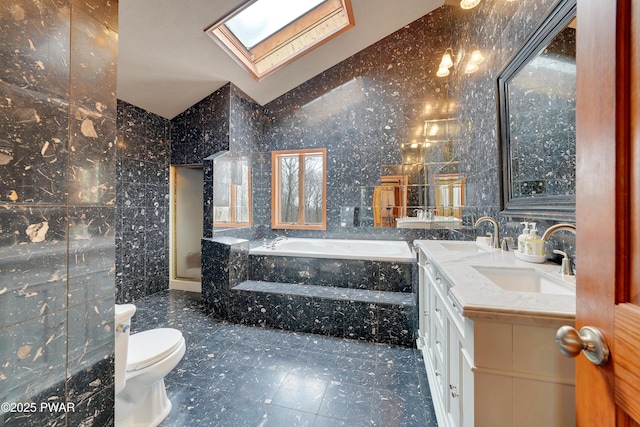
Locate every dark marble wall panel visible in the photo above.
<box><xmin>70</xmin><ymin>5</ymin><xmax>118</xmax><ymax>118</ymax></box>
<box><xmin>201</xmin><ymin>237</ymin><xmax>249</xmax><ymax>316</ymax></box>
<box><xmin>252</xmin><ymin>9</ymin><xmax>456</xmax><ymax>241</ymax></box>
<box><xmin>0</xmin><ymin>0</ymin><xmax>70</xmax><ymax>99</ymax></box>
<box><xmin>68</xmin><ymin>207</ymin><xmax>115</xmax><ymax>307</ymax></box>
<box><xmin>0</xmin><ymin>206</ymin><xmax>68</xmax><ymax>328</ymax></box>
<box><xmin>0</xmin><ymin>311</ymin><xmax>67</xmax><ymax>426</ymax></box>
<box><xmin>171</xmin><ymin>85</ymin><xmax>230</xmax><ymax>166</ymax></box>
<box><xmin>0</xmin><ymin>0</ymin><xmax>118</xmax><ymax>424</ymax></box>
<box><xmin>115</xmin><ymin>100</ymin><xmax>171</xmax><ymax>304</ymax></box>
<box><xmin>0</xmin><ymin>84</ymin><xmax>69</xmax><ymax>204</ymax></box>
<box><xmin>440</xmin><ymin>0</ymin><xmax>577</xmax><ymax>262</ymax></box>
<box><xmin>67</xmin><ymin>296</ymin><xmax>114</xmax><ymax>419</ymax></box>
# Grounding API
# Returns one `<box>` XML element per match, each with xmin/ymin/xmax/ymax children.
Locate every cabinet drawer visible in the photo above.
<box><xmin>422</xmin><ymin>256</ymin><xmax>437</xmax><ymax>280</ymax></box>
<box><xmin>433</xmin><ymin>320</ymin><xmax>446</xmax><ymax>365</ymax></box>
<box><xmin>433</xmin><ymin>352</ymin><xmax>446</xmax><ymax>403</ymax></box>
<box><xmin>432</xmin><ymin>292</ymin><xmax>446</xmax><ymax>331</ymax></box>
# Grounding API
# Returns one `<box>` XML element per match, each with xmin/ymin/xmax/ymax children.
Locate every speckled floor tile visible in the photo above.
<box><xmin>133</xmin><ymin>291</ymin><xmax>437</xmax><ymax>427</ymax></box>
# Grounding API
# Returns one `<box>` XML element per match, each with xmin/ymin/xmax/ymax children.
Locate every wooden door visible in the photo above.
<box><xmin>575</xmin><ymin>0</ymin><xmax>640</xmax><ymax>425</ymax></box>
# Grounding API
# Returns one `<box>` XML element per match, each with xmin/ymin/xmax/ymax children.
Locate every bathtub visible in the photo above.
<box><xmin>250</xmin><ymin>238</ymin><xmax>414</xmax><ymax>263</ymax></box>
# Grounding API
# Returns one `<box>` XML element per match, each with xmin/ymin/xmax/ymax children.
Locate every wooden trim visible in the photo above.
<box><xmin>249</xmin><ymin>0</ymin><xmax>343</xmax><ymax>58</ymax></box>
<box><xmin>204</xmin><ymin>0</ymin><xmax>354</xmax><ymax>81</ymax></box>
<box><xmin>614</xmin><ymin>304</ymin><xmax>640</xmax><ymax>423</ymax></box>
<box><xmin>271</xmin><ymin>148</ymin><xmax>327</xmax><ymax>230</ymax></box>
<box><xmin>575</xmin><ymin>0</ymin><xmax>627</xmax><ymax>425</ymax></box>
<box><xmin>632</xmin><ymin>0</ymin><xmax>640</xmax><ymax>306</ymax></box>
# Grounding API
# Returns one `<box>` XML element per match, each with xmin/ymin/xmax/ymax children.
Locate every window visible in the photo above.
<box><xmin>272</xmin><ymin>149</ymin><xmax>326</xmax><ymax>229</ymax></box>
<box><xmin>213</xmin><ymin>156</ymin><xmax>252</xmax><ymax>228</ymax></box>
<box><xmin>205</xmin><ymin>0</ymin><xmax>354</xmax><ymax>80</ymax></box>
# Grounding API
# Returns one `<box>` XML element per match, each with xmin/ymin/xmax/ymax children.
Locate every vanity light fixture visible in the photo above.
<box><xmin>436</xmin><ymin>48</ymin><xmax>464</xmax><ymax>77</ymax></box>
<box><xmin>464</xmin><ymin>49</ymin><xmax>485</xmax><ymax>74</ymax></box>
<box><xmin>460</xmin><ymin>0</ymin><xmax>481</xmax><ymax>9</ymax></box>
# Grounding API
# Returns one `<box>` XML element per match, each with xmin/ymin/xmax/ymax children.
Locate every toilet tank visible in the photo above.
<box><xmin>114</xmin><ymin>304</ymin><xmax>136</xmax><ymax>394</ymax></box>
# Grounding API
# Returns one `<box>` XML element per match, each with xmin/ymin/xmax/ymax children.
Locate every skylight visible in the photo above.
<box><xmin>205</xmin><ymin>0</ymin><xmax>354</xmax><ymax>81</ymax></box>
<box><xmin>225</xmin><ymin>0</ymin><xmax>326</xmax><ymax>49</ymax></box>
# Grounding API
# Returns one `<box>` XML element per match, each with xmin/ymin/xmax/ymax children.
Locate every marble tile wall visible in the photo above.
<box><xmin>259</xmin><ymin>9</ymin><xmax>455</xmax><ymax>241</ymax></box>
<box><xmin>257</xmin><ymin>1</ymin><xmax>575</xmax><ymax>258</ymax></box>
<box><xmin>115</xmin><ymin>100</ymin><xmax>171</xmax><ymax>303</ymax></box>
<box><xmin>172</xmin><ymin>83</ymin><xmax>269</xmax><ymax>240</ymax></box>
<box><xmin>440</xmin><ymin>0</ymin><xmax>577</xmax><ymax>261</ymax></box>
<box><xmin>0</xmin><ymin>0</ymin><xmax>118</xmax><ymax>425</ymax></box>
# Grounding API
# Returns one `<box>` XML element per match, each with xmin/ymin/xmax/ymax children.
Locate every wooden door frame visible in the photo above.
<box><xmin>576</xmin><ymin>0</ymin><xmax>633</xmax><ymax>425</ymax></box>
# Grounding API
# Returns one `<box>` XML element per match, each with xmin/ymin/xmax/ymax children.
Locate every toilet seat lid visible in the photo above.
<box><xmin>127</xmin><ymin>328</ymin><xmax>184</xmax><ymax>372</ymax></box>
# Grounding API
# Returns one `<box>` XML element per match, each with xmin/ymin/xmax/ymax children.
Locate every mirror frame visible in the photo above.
<box><xmin>497</xmin><ymin>0</ymin><xmax>577</xmax><ymax>221</ymax></box>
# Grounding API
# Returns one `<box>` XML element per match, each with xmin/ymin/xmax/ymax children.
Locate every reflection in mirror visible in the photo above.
<box><xmin>373</xmin><ymin>175</ymin><xmax>407</xmax><ymax>227</ymax></box>
<box><xmin>212</xmin><ymin>152</ymin><xmax>252</xmax><ymax>229</ymax></box>
<box><xmin>498</xmin><ymin>0</ymin><xmax>576</xmax><ymax>220</ymax></box>
<box><xmin>339</xmin><ymin>118</ymin><xmax>466</xmax><ymax>229</ymax></box>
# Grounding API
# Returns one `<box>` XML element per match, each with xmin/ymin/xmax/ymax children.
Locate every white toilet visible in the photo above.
<box><xmin>115</xmin><ymin>304</ymin><xmax>186</xmax><ymax>427</ymax></box>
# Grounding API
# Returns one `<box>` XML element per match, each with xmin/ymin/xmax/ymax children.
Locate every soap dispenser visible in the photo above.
<box><xmin>525</xmin><ymin>223</ymin><xmax>545</xmax><ymax>256</ymax></box>
<box><xmin>517</xmin><ymin>222</ymin><xmax>530</xmax><ymax>253</ymax></box>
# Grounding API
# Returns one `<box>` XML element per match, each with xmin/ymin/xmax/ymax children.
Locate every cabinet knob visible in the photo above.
<box><xmin>449</xmin><ymin>384</ymin><xmax>459</xmax><ymax>398</ymax></box>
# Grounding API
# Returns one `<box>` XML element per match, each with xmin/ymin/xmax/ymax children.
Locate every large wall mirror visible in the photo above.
<box><xmin>497</xmin><ymin>0</ymin><xmax>577</xmax><ymax>220</ymax></box>
<box><xmin>339</xmin><ymin>118</ymin><xmax>465</xmax><ymax>230</ymax></box>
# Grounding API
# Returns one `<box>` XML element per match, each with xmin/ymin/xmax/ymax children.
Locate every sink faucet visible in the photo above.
<box><xmin>474</xmin><ymin>216</ymin><xmax>500</xmax><ymax>249</ymax></box>
<box><xmin>541</xmin><ymin>223</ymin><xmax>576</xmax><ymax>241</ymax></box>
<box><xmin>542</xmin><ymin>223</ymin><xmax>576</xmax><ymax>275</ymax></box>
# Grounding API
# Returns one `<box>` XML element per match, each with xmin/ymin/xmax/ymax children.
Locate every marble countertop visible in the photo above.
<box><xmin>414</xmin><ymin>240</ymin><xmax>576</xmax><ymax>325</ymax></box>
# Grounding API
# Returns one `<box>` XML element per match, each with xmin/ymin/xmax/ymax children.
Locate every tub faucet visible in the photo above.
<box><xmin>264</xmin><ymin>235</ymin><xmax>288</xmax><ymax>249</ymax></box>
<box><xmin>474</xmin><ymin>216</ymin><xmax>500</xmax><ymax>249</ymax></box>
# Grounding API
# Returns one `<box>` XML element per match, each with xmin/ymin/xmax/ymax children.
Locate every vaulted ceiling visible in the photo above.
<box><xmin>117</xmin><ymin>0</ymin><xmax>444</xmax><ymax>119</ymax></box>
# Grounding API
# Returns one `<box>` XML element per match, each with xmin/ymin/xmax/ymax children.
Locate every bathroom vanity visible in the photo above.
<box><xmin>414</xmin><ymin>240</ymin><xmax>576</xmax><ymax>427</ymax></box>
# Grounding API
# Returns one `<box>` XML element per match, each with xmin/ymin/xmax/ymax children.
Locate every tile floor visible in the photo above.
<box><xmin>130</xmin><ymin>290</ymin><xmax>437</xmax><ymax>427</ymax></box>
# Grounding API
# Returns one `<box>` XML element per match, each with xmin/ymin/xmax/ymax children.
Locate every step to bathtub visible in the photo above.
<box><xmin>229</xmin><ymin>280</ymin><xmax>416</xmax><ymax>346</ymax></box>
<box><xmin>233</xmin><ymin>280</ymin><xmax>415</xmax><ymax>305</ymax></box>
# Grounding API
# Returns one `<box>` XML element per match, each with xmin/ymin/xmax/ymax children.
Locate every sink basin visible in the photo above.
<box><xmin>472</xmin><ymin>266</ymin><xmax>575</xmax><ymax>295</ymax></box>
<box><xmin>439</xmin><ymin>242</ymin><xmax>486</xmax><ymax>252</ymax></box>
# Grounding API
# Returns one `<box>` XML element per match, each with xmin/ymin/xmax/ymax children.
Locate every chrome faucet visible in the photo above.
<box><xmin>542</xmin><ymin>223</ymin><xmax>576</xmax><ymax>276</ymax></box>
<box><xmin>263</xmin><ymin>235</ymin><xmax>288</xmax><ymax>249</ymax></box>
<box><xmin>474</xmin><ymin>216</ymin><xmax>500</xmax><ymax>249</ymax></box>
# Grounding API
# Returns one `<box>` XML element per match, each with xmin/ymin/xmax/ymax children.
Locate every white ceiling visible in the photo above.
<box><xmin>117</xmin><ymin>0</ymin><xmax>444</xmax><ymax>119</ymax></box>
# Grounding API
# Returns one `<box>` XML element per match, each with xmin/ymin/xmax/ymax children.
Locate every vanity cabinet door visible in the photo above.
<box><xmin>417</xmin><ymin>253</ymin><xmax>430</xmax><ymax>346</ymax></box>
<box><xmin>447</xmin><ymin>319</ymin><xmax>462</xmax><ymax>427</ymax></box>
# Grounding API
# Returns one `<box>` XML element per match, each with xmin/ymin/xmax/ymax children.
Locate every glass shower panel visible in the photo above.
<box><xmin>174</xmin><ymin>167</ymin><xmax>203</xmax><ymax>281</ymax></box>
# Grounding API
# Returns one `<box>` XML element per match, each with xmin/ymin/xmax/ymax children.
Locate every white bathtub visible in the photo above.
<box><xmin>250</xmin><ymin>238</ymin><xmax>414</xmax><ymax>262</ymax></box>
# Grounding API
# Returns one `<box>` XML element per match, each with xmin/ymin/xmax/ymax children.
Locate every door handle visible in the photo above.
<box><xmin>555</xmin><ymin>325</ymin><xmax>610</xmax><ymax>365</ymax></box>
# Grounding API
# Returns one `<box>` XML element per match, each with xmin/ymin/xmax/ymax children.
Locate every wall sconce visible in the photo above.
<box><xmin>460</xmin><ymin>0</ymin><xmax>481</xmax><ymax>9</ymax></box>
<box><xmin>437</xmin><ymin>48</ymin><xmax>464</xmax><ymax>77</ymax></box>
<box><xmin>464</xmin><ymin>50</ymin><xmax>485</xmax><ymax>74</ymax></box>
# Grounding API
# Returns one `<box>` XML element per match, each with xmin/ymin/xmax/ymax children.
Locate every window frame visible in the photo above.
<box><xmin>271</xmin><ymin>148</ymin><xmax>327</xmax><ymax>230</ymax></box>
<box><xmin>204</xmin><ymin>0</ymin><xmax>354</xmax><ymax>81</ymax></box>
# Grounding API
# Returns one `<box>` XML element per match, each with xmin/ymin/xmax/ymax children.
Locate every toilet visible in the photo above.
<box><xmin>115</xmin><ymin>304</ymin><xmax>186</xmax><ymax>427</ymax></box>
